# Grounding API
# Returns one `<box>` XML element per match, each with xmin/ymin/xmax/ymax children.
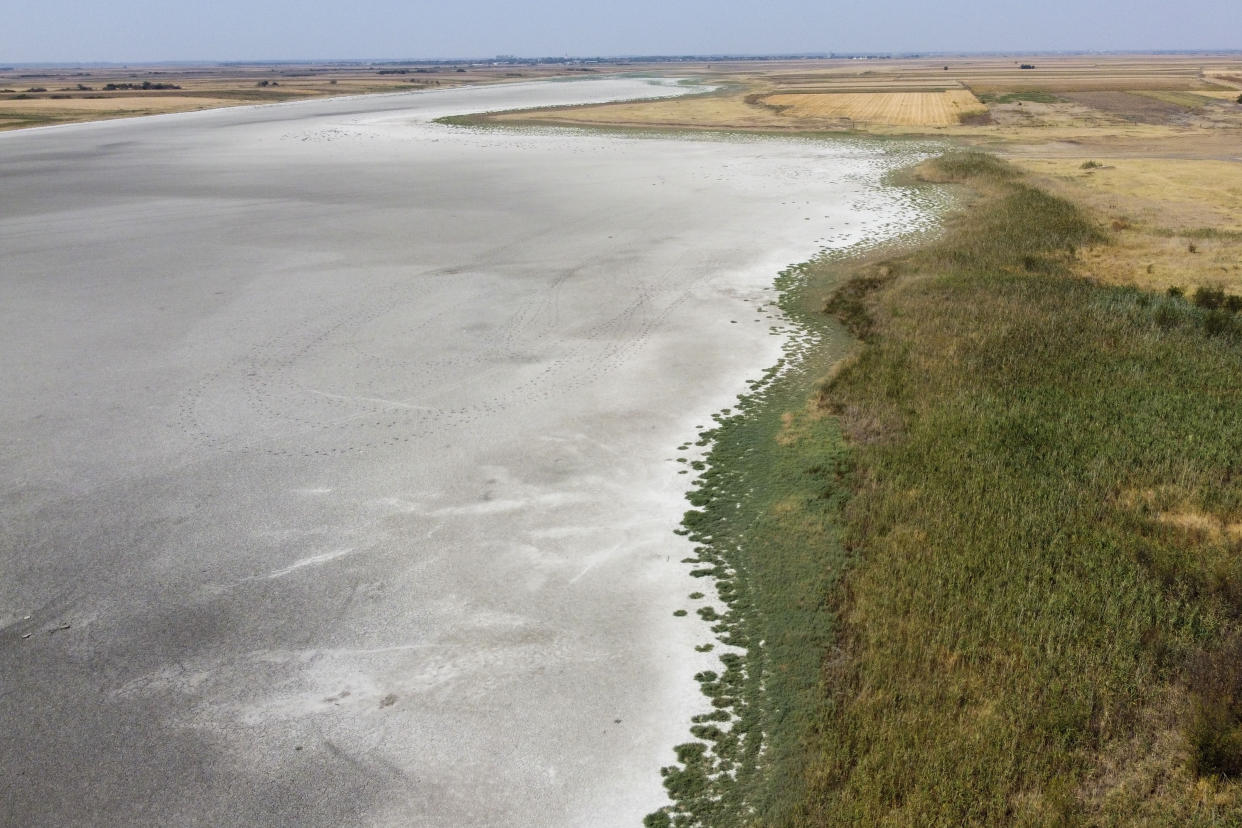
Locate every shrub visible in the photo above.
<box><xmin>1193</xmin><ymin>285</ymin><xmax>1226</xmax><ymax>310</ymax></box>
<box><xmin>103</xmin><ymin>81</ymin><xmax>181</xmax><ymax>91</ymax></box>
<box><xmin>1081</xmin><ymin>160</ymin><xmax>1104</xmax><ymax>169</ymax></box>
<box><xmin>1153</xmin><ymin>301</ymin><xmax>1183</xmax><ymax>329</ymax></box>
<box><xmin>1167</xmin><ymin>285</ymin><xmax>1185</xmax><ymax>299</ymax></box>
<box><xmin>926</xmin><ymin>150</ymin><xmax>1018</xmax><ymax>181</ymax></box>
<box><xmin>1204</xmin><ymin>309</ymin><xmax>1238</xmax><ymax>338</ymax></box>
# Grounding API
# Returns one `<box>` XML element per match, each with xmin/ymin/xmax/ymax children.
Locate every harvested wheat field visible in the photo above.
<box><xmin>762</xmin><ymin>90</ymin><xmax>986</xmax><ymax>126</ymax></box>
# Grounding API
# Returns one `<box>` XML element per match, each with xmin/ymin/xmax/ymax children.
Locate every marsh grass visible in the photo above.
<box><xmin>808</xmin><ymin>152</ymin><xmax>1242</xmax><ymax>823</ymax></box>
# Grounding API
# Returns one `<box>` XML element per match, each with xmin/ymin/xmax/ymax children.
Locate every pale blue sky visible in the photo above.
<box><xmin>5</xmin><ymin>0</ymin><xmax>1239</xmax><ymax>63</ymax></box>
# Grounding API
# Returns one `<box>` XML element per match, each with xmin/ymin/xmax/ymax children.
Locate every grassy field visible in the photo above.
<box><xmin>648</xmin><ymin>152</ymin><xmax>1242</xmax><ymax>825</ymax></box>
<box><xmin>803</xmin><ymin>153</ymin><xmax>1242</xmax><ymax>823</ymax></box>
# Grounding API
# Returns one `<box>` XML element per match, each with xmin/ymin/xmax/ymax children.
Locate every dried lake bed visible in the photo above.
<box><xmin>0</xmin><ymin>78</ymin><xmax>930</xmax><ymax>825</ymax></box>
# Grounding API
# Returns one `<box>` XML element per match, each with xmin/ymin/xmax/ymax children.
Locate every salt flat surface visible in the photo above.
<box><xmin>0</xmin><ymin>79</ymin><xmax>928</xmax><ymax>826</ymax></box>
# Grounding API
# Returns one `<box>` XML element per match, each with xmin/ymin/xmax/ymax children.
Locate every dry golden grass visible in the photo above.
<box><xmin>1014</xmin><ymin>158</ymin><xmax>1242</xmax><ymax>294</ymax></box>
<box><xmin>762</xmin><ymin>90</ymin><xmax>985</xmax><ymax>126</ymax></box>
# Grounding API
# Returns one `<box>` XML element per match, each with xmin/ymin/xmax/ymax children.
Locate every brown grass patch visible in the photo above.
<box><xmin>1063</xmin><ymin>90</ymin><xmax>1198</xmax><ymax>123</ymax></box>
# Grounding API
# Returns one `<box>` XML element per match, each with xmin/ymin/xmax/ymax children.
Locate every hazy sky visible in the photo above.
<box><xmin>5</xmin><ymin>0</ymin><xmax>1239</xmax><ymax>63</ymax></box>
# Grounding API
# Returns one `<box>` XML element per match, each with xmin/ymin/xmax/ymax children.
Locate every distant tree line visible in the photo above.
<box><xmin>103</xmin><ymin>81</ymin><xmax>182</xmax><ymax>91</ymax></box>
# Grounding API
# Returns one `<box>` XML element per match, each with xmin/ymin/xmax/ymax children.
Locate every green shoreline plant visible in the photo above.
<box><xmin>646</xmin><ymin>154</ymin><xmax>942</xmax><ymax>827</ymax></box>
<box><xmin>645</xmin><ymin>256</ymin><xmax>860</xmax><ymax>828</ymax></box>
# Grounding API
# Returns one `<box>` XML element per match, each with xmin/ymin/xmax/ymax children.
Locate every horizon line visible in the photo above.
<box><xmin>5</xmin><ymin>47</ymin><xmax>1242</xmax><ymax>69</ymax></box>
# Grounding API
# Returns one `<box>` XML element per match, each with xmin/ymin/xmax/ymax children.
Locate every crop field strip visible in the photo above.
<box><xmin>762</xmin><ymin>90</ymin><xmax>987</xmax><ymax>127</ymax></box>
<box><xmin>760</xmin><ymin>61</ymin><xmax>1234</xmax><ymax>98</ymax></box>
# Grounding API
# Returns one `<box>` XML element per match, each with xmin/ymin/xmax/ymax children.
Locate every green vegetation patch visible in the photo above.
<box><xmin>647</xmin><ymin>255</ymin><xmax>861</xmax><ymax>828</ymax></box>
<box><xmin>808</xmin><ymin>153</ymin><xmax>1242</xmax><ymax>822</ymax></box>
<box><xmin>977</xmin><ymin>91</ymin><xmax>1066</xmax><ymax>104</ymax></box>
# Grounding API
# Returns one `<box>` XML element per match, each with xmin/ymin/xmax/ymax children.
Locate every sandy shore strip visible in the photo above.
<box><xmin>0</xmin><ymin>79</ymin><xmax>933</xmax><ymax>825</ymax></box>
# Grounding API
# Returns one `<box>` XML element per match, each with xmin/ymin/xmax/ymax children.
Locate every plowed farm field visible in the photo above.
<box><xmin>762</xmin><ymin>90</ymin><xmax>986</xmax><ymax>126</ymax></box>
